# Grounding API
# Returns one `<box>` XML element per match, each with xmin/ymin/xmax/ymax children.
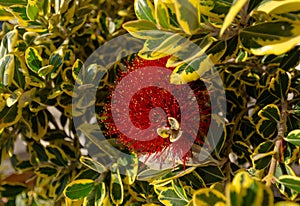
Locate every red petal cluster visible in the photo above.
<box><xmin>100</xmin><ymin>55</ymin><xmax>211</xmax><ymax>165</ymax></box>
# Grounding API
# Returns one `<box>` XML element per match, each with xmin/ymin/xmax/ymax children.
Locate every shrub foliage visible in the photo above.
<box><xmin>0</xmin><ymin>0</ymin><xmax>300</xmax><ymax>205</ymax></box>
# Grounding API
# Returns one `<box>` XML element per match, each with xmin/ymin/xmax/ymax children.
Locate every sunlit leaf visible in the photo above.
<box><xmin>134</xmin><ymin>0</ymin><xmax>156</xmax><ymax>23</ymax></box>
<box><xmin>220</xmin><ymin>0</ymin><xmax>248</xmax><ymax>36</ymax></box>
<box><xmin>173</xmin><ymin>0</ymin><xmax>200</xmax><ymax>35</ymax></box>
<box><xmin>240</xmin><ymin>21</ymin><xmax>300</xmax><ymax>55</ymax></box>
<box><xmin>25</xmin><ymin>47</ymin><xmax>43</xmax><ymax>73</ymax></box>
<box><xmin>284</xmin><ymin>129</ymin><xmax>300</xmax><ymax>146</ymax></box>
<box><xmin>256</xmin><ymin>0</ymin><xmax>300</xmax><ymax>15</ymax></box>
<box><xmin>278</xmin><ymin>175</ymin><xmax>300</xmax><ymax>193</ymax></box>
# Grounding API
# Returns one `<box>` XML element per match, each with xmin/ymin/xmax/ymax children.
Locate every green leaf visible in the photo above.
<box><xmin>110</xmin><ymin>163</ymin><xmax>124</xmax><ymax>205</ymax></box>
<box><xmin>79</xmin><ymin>156</ymin><xmax>108</xmax><ymax>174</ymax></box>
<box><xmin>196</xmin><ymin>166</ymin><xmax>225</xmax><ymax>185</ymax></box>
<box><xmin>269</xmin><ymin>69</ymin><xmax>291</xmax><ymax>100</ymax></box>
<box><xmin>232</xmin><ymin>141</ymin><xmax>252</xmax><ymax>159</ymax></box>
<box><xmin>123</xmin><ymin>20</ymin><xmax>159</xmax><ymax>39</ymax></box>
<box><xmin>240</xmin><ymin>21</ymin><xmax>300</xmax><ymax>55</ymax></box>
<box><xmin>15</xmin><ymin>160</ymin><xmax>33</xmax><ymax>171</ymax></box>
<box><xmin>94</xmin><ymin>182</ymin><xmax>106</xmax><ymax>206</ymax></box>
<box><xmin>72</xmin><ymin>59</ymin><xmax>84</xmax><ymax>84</ymax></box>
<box><xmin>284</xmin><ymin>129</ymin><xmax>300</xmax><ymax>146</ymax></box>
<box><xmin>228</xmin><ymin>171</ymin><xmax>274</xmax><ymax>206</ymax></box>
<box><xmin>26</xmin><ymin>0</ymin><xmax>39</xmax><ymax>20</ymax></box>
<box><xmin>158</xmin><ymin>186</ymin><xmax>189</xmax><ymax>206</ymax></box>
<box><xmin>0</xmin><ymin>30</ymin><xmax>18</xmax><ymax>57</ymax></box>
<box><xmin>275</xmin><ymin>163</ymin><xmax>298</xmax><ymax>200</ymax></box>
<box><xmin>220</xmin><ymin>0</ymin><xmax>248</xmax><ymax>36</ymax></box>
<box><xmin>38</xmin><ymin>65</ymin><xmax>53</xmax><ymax>77</ymax></box>
<box><xmin>7</xmin><ymin>5</ymin><xmax>30</xmax><ymax>26</ymax></box>
<box><xmin>64</xmin><ymin>179</ymin><xmax>95</xmax><ymax>200</ymax></box>
<box><xmin>13</xmin><ymin>55</ymin><xmax>28</xmax><ymax>89</ymax></box>
<box><xmin>117</xmin><ymin>154</ymin><xmax>138</xmax><ymax>185</ymax></box>
<box><xmin>0</xmin><ymin>7</ymin><xmax>14</xmax><ymax>21</ymax></box>
<box><xmin>35</xmin><ymin>165</ymin><xmax>58</xmax><ymax>178</ymax></box>
<box><xmin>49</xmin><ymin>51</ymin><xmax>63</xmax><ymax>79</ymax></box>
<box><xmin>193</xmin><ymin>188</ymin><xmax>226</xmax><ymax>206</ymax></box>
<box><xmin>256</xmin><ymin>0</ymin><xmax>300</xmax><ymax>15</ymax></box>
<box><xmin>0</xmin><ymin>0</ymin><xmax>26</xmax><ymax>6</ymax></box>
<box><xmin>166</xmin><ymin>35</ymin><xmax>214</xmax><ymax>67</ymax></box>
<box><xmin>137</xmin><ymin>167</ymin><xmax>173</xmax><ymax>182</ymax></box>
<box><xmin>278</xmin><ymin>175</ymin><xmax>300</xmax><ymax>193</ymax></box>
<box><xmin>283</xmin><ymin>142</ymin><xmax>298</xmax><ymax>165</ymax></box>
<box><xmin>134</xmin><ymin>0</ymin><xmax>156</xmax><ymax>23</ymax></box>
<box><xmin>257</xmin><ymin>104</ymin><xmax>280</xmax><ymax>139</ymax></box>
<box><xmin>172</xmin><ymin>179</ymin><xmax>189</xmax><ymax>202</ymax></box>
<box><xmin>46</xmin><ymin>145</ymin><xmax>68</xmax><ymax>167</ymax></box>
<box><xmin>151</xmin><ymin>166</ymin><xmax>196</xmax><ymax>185</ymax></box>
<box><xmin>199</xmin><ymin>0</ymin><xmax>231</xmax><ymax>19</ymax></box>
<box><xmin>173</xmin><ymin>0</ymin><xmax>200</xmax><ymax>34</ymax></box>
<box><xmin>25</xmin><ymin>47</ymin><xmax>43</xmax><ymax>73</ymax></box>
<box><xmin>0</xmin><ymin>182</ymin><xmax>26</xmax><ymax>197</ymax></box>
<box><xmin>27</xmin><ymin>110</ymin><xmax>48</xmax><ymax>140</ymax></box>
<box><xmin>252</xmin><ymin>151</ymin><xmax>274</xmax><ymax>170</ymax></box>
<box><xmin>154</xmin><ymin>0</ymin><xmax>170</xmax><ymax>29</ymax></box>
<box><xmin>143</xmin><ymin>33</ymin><xmax>190</xmax><ymax>60</ymax></box>
<box><xmin>170</xmin><ymin>54</ymin><xmax>214</xmax><ymax>84</ymax></box>
<box><xmin>6</xmin><ymin>89</ymin><xmax>22</xmax><ymax>107</ymax></box>
<box><xmin>29</xmin><ymin>141</ymin><xmax>48</xmax><ymax>162</ymax></box>
<box><xmin>0</xmin><ymin>54</ymin><xmax>15</xmax><ymax>86</ymax></box>
<box><xmin>0</xmin><ymin>102</ymin><xmax>22</xmax><ymax>128</ymax></box>
<box><xmin>181</xmin><ymin>170</ymin><xmax>206</xmax><ymax>189</ymax></box>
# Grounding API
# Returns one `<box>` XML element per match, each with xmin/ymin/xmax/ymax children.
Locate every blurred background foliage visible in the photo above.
<box><xmin>0</xmin><ymin>0</ymin><xmax>300</xmax><ymax>205</ymax></box>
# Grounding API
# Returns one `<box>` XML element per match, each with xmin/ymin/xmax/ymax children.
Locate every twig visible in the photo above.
<box><xmin>265</xmin><ymin>101</ymin><xmax>287</xmax><ymax>187</ymax></box>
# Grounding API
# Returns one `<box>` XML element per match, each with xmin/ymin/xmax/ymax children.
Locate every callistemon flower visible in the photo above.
<box><xmin>100</xmin><ymin>55</ymin><xmax>211</xmax><ymax>166</ymax></box>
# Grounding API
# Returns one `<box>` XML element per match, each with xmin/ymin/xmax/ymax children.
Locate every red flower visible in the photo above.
<box><xmin>100</xmin><ymin>55</ymin><xmax>211</xmax><ymax>167</ymax></box>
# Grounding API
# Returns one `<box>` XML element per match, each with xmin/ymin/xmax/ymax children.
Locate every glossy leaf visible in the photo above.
<box><xmin>284</xmin><ymin>129</ymin><xmax>300</xmax><ymax>146</ymax></box>
<box><xmin>240</xmin><ymin>21</ymin><xmax>300</xmax><ymax>55</ymax></box>
<box><xmin>123</xmin><ymin>20</ymin><xmax>159</xmax><ymax>40</ymax></box>
<box><xmin>170</xmin><ymin>54</ymin><xmax>214</xmax><ymax>84</ymax></box>
<box><xmin>0</xmin><ymin>102</ymin><xmax>22</xmax><ymax>128</ymax></box>
<box><xmin>158</xmin><ymin>186</ymin><xmax>189</xmax><ymax>206</ymax></box>
<box><xmin>251</xmin><ymin>141</ymin><xmax>274</xmax><ymax>170</ymax></box>
<box><xmin>256</xmin><ymin>0</ymin><xmax>300</xmax><ymax>15</ymax></box>
<box><xmin>269</xmin><ymin>69</ymin><xmax>291</xmax><ymax>100</ymax></box>
<box><xmin>275</xmin><ymin>163</ymin><xmax>298</xmax><ymax>200</ymax></box>
<box><xmin>25</xmin><ymin>47</ymin><xmax>43</xmax><ymax>73</ymax></box>
<box><xmin>193</xmin><ymin>188</ymin><xmax>226</xmax><ymax>206</ymax></box>
<box><xmin>173</xmin><ymin>0</ymin><xmax>200</xmax><ymax>35</ymax></box>
<box><xmin>228</xmin><ymin>171</ymin><xmax>274</xmax><ymax>206</ymax></box>
<box><xmin>0</xmin><ymin>54</ymin><xmax>15</xmax><ymax>87</ymax></box>
<box><xmin>278</xmin><ymin>175</ymin><xmax>300</xmax><ymax>193</ymax></box>
<box><xmin>64</xmin><ymin>179</ymin><xmax>94</xmax><ymax>200</ymax></box>
<box><xmin>256</xmin><ymin>104</ymin><xmax>280</xmax><ymax>139</ymax></box>
<box><xmin>134</xmin><ymin>0</ymin><xmax>156</xmax><ymax>23</ymax></box>
<box><xmin>49</xmin><ymin>50</ymin><xmax>64</xmax><ymax>79</ymax></box>
<box><xmin>154</xmin><ymin>0</ymin><xmax>170</xmax><ymax>29</ymax></box>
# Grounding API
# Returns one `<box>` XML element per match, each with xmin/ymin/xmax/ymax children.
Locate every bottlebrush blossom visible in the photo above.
<box><xmin>100</xmin><ymin>55</ymin><xmax>211</xmax><ymax>166</ymax></box>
